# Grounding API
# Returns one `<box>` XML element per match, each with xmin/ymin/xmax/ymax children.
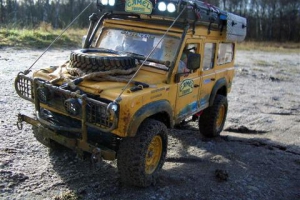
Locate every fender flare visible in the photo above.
<box><xmin>127</xmin><ymin>100</ymin><xmax>173</xmax><ymax>137</ymax></box>
<box><xmin>209</xmin><ymin>78</ymin><xmax>228</xmax><ymax>106</ymax></box>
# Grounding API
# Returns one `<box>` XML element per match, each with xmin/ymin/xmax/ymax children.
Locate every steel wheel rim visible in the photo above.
<box><xmin>216</xmin><ymin>105</ymin><xmax>225</xmax><ymax>129</ymax></box>
<box><xmin>145</xmin><ymin>135</ymin><xmax>162</xmax><ymax>174</ymax></box>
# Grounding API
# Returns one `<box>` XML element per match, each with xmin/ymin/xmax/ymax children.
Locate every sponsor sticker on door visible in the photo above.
<box><xmin>179</xmin><ymin>79</ymin><xmax>194</xmax><ymax>97</ymax></box>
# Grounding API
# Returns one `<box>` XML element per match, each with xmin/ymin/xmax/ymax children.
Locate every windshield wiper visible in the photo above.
<box><xmin>126</xmin><ymin>52</ymin><xmax>145</xmax><ymax>59</ymax></box>
<box><xmin>125</xmin><ymin>52</ymin><xmax>170</xmax><ymax>67</ymax></box>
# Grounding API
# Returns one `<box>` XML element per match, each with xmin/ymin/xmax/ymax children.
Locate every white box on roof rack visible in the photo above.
<box><xmin>226</xmin><ymin>13</ymin><xmax>247</xmax><ymax>42</ymax></box>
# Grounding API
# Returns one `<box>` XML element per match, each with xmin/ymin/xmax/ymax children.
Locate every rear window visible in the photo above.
<box><xmin>217</xmin><ymin>43</ymin><xmax>234</xmax><ymax>65</ymax></box>
<box><xmin>203</xmin><ymin>43</ymin><xmax>216</xmax><ymax>70</ymax></box>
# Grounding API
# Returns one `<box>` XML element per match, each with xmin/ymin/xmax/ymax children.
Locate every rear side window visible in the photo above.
<box><xmin>217</xmin><ymin>43</ymin><xmax>234</xmax><ymax>65</ymax></box>
<box><xmin>203</xmin><ymin>43</ymin><xmax>216</xmax><ymax>70</ymax></box>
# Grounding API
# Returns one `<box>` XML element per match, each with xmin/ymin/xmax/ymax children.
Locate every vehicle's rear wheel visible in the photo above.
<box><xmin>69</xmin><ymin>48</ymin><xmax>136</xmax><ymax>74</ymax></box>
<box><xmin>117</xmin><ymin>119</ymin><xmax>168</xmax><ymax>187</ymax></box>
<box><xmin>199</xmin><ymin>95</ymin><xmax>228</xmax><ymax>137</ymax></box>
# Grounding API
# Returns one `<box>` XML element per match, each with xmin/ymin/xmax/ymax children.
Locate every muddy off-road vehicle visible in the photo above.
<box><xmin>15</xmin><ymin>0</ymin><xmax>246</xmax><ymax>187</ymax></box>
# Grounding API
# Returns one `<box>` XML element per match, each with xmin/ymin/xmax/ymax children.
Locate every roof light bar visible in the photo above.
<box><xmin>101</xmin><ymin>0</ymin><xmax>108</xmax><ymax>5</ymax></box>
<box><xmin>108</xmin><ymin>0</ymin><xmax>115</xmax><ymax>6</ymax></box>
<box><xmin>100</xmin><ymin>0</ymin><xmax>115</xmax><ymax>6</ymax></box>
<box><xmin>158</xmin><ymin>2</ymin><xmax>167</xmax><ymax>12</ymax></box>
<box><xmin>158</xmin><ymin>1</ymin><xmax>177</xmax><ymax>13</ymax></box>
<box><xmin>167</xmin><ymin>3</ymin><xmax>176</xmax><ymax>13</ymax></box>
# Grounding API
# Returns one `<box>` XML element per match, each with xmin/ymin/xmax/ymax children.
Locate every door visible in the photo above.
<box><xmin>175</xmin><ymin>41</ymin><xmax>201</xmax><ymax>122</ymax></box>
<box><xmin>199</xmin><ymin>42</ymin><xmax>217</xmax><ymax>110</ymax></box>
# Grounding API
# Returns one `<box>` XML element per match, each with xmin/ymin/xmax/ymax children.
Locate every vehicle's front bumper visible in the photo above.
<box><xmin>15</xmin><ymin>72</ymin><xmax>119</xmax><ymax>160</ymax></box>
<box><xmin>17</xmin><ymin>112</ymin><xmax>116</xmax><ymax>160</ymax></box>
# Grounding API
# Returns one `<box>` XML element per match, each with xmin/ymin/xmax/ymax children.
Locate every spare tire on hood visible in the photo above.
<box><xmin>69</xmin><ymin>48</ymin><xmax>136</xmax><ymax>73</ymax></box>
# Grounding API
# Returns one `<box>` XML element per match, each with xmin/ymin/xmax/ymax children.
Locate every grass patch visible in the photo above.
<box><xmin>1</xmin><ymin>26</ymin><xmax>299</xmax><ymax>52</ymax></box>
<box><xmin>253</xmin><ymin>60</ymin><xmax>281</xmax><ymax>68</ymax></box>
<box><xmin>254</xmin><ymin>60</ymin><xmax>273</xmax><ymax>67</ymax></box>
<box><xmin>0</xmin><ymin>26</ymin><xmax>87</xmax><ymax>48</ymax></box>
<box><xmin>53</xmin><ymin>190</ymin><xmax>80</xmax><ymax>200</ymax></box>
<box><xmin>252</xmin><ymin>67</ymin><xmax>266</xmax><ymax>72</ymax></box>
<box><xmin>237</xmin><ymin>41</ymin><xmax>300</xmax><ymax>53</ymax></box>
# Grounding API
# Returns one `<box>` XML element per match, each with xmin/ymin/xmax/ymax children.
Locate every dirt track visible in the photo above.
<box><xmin>0</xmin><ymin>48</ymin><xmax>299</xmax><ymax>200</ymax></box>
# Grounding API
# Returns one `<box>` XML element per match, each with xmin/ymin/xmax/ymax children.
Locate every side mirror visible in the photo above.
<box><xmin>187</xmin><ymin>53</ymin><xmax>201</xmax><ymax>71</ymax></box>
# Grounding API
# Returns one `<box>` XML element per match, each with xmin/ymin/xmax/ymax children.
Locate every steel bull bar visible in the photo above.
<box><xmin>16</xmin><ymin>75</ymin><xmax>117</xmax><ymax>160</ymax></box>
<box><xmin>17</xmin><ymin>113</ymin><xmax>115</xmax><ymax>160</ymax></box>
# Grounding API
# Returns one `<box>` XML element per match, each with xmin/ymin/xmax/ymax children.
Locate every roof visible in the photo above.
<box><xmin>97</xmin><ymin>0</ymin><xmax>247</xmax><ymax>42</ymax></box>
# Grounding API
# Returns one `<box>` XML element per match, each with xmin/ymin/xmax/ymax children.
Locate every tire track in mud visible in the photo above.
<box><xmin>221</xmin><ymin>136</ymin><xmax>300</xmax><ymax>156</ymax></box>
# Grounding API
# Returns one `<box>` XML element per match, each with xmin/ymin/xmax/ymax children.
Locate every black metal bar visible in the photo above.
<box><xmin>88</xmin><ymin>12</ymin><xmax>110</xmax><ymax>47</ymax></box>
<box><xmin>35</xmin><ymin>112</ymin><xmax>82</xmax><ymax>133</ymax></box>
<box><xmin>83</xmin><ymin>13</ymin><xmax>99</xmax><ymax>48</ymax></box>
<box><xmin>81</xmin><ymin>94</ymin><xmax>88</xmax><ymax>142</ymax></box>
<box><xmin>167</xmin><ymin>23</ymin><xmax>190</xmax><ymax>84</ymax></box>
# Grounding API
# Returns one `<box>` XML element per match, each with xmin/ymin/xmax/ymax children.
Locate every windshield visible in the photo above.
<box><xmin>97</xmin><ymin>29</ymin><xmax>180</xmax><ymax>63</ymax></box>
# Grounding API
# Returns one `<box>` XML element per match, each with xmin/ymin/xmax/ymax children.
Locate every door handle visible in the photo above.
<box><xmin>194</xmin><ymin>84</ymin><xmax>200</xmax><ymax>88</ymax></box>
<box><xmin>211</xmin><ymin>78</ymin><xmax>216</xmax><ymax>81</ymax></box>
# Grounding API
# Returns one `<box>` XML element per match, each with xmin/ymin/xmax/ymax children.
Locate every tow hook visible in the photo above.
<box><xmin>90</xmin><ymin>148</ymin><xmax>102</xmax><ymax>169</ymax></box>
<box><xmin>17</xmin><ymin>114</ymin><xmax>23</xmax><ymax>130</ymax></box>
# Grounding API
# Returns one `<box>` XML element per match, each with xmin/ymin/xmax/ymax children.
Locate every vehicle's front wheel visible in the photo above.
<box><xmin>117</xmin><ymin>119</ymin><xmax>168</xmax><ymax>187</ymax></box>
<box><xmin>199</xmin><ymin>95</ymin><xmax>228</xmax><ymax>137</ymax></box>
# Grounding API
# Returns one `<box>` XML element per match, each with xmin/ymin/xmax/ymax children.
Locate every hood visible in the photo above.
<box><xmin>33</xmin><ymin>64</ymin><xmax>168</xmax><ymax>101</ymax></box>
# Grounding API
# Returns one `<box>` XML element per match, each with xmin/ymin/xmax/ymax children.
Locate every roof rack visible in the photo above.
<box><xmin>97</xmin><ymin>0</ymin><xmax>247</xmax><ymax>42</ymax></box>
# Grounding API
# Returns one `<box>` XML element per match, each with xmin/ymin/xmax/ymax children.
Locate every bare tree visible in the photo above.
<box><xmin>0</xmin><ymin>0</ymin><xmax>299</xmax><ymax>41</ymax></box>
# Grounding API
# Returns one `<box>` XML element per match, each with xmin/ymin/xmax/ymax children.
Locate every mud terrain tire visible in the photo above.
<box><xmin>199</xmin><ymin>95</ymin><xmax>228</xmax><ymax>137</ymax></box>
<box><xmin>69</xmin><ymin>48</ymin><xmax>136</xmax><ymax>73</ymax></box>
<box><xmin>117</xmin><ymin>119</ymin><xmax>168</xmax><ymax>187</ymax></box>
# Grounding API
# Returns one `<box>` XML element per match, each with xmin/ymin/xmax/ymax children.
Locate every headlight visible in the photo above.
<box><xmin>37</xmin><ymin>87</ymin><xmax>51</xmax><ymax>103</ymax></box>
<box><xmin>167</xmin><ymin>3</ymin><xmax>176</xmax><ymax>13</ymax></box>
<box><xmin>158</xmin><ymin>2</ymin><xmax>167</xmax><ymax>12</ymax></box>
<box><xmin>64</xmin><ymin>98</ymin><xmax>81</xmax><ymax>116</ymax></box>
<box><xmin>107</xmin><ymin>102</ymin><xmax>118</xmax><ymax>116</ymax></box>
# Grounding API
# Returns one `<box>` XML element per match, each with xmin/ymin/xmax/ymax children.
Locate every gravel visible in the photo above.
<box><xmin>0</xmin><ymin>47</ymin><xmax>299</xmax><ymax>200</ymax></box>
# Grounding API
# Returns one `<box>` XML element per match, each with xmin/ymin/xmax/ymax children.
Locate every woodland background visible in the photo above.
<box><xmin>0</xmin><ymin>0</ymin><xmax>299</xmax><ymax>42</ymax></box>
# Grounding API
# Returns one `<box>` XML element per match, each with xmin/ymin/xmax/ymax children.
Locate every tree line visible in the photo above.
<box><xmin>0</xmin><ymin>0</ymin><xmax>299</xmax><ymax>42</ymax></box>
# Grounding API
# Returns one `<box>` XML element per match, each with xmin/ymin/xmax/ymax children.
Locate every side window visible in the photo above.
<box><xmin>203</xmin><ymin>43</ymin><xmax>216</xmax><ymax>71</ymax></box>
<box><xmin>218</xmin><ymin>43</ymin><xmax>234</xmax><ymax>65</ymax></box>
<box><xmin>178</xmin><ymin>43</ymin><xmax>198</xmax><ymax>73</ymax></box>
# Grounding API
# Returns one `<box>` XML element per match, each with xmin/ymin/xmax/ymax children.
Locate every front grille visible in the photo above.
<box><xmin>15</xmin><ymin>74</ymin><xmax>34</xmax><ymax>102</ymax></box>
<box><xmin>87</xmin><ymin>99</ymin><xmax>112</xmax><ymax>128</ymax></box>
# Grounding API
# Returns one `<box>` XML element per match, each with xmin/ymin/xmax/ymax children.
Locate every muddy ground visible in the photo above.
<box><xmin>0</xmin><ymin>48</ymin><xmax>299</xmax><ymax>200</ymax></box>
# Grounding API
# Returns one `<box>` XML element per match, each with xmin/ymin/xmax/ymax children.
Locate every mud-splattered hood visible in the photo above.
<box><xmin>33</xmin><ymin>64</ymin><xmax>168</xmax><ymax>101</ymax></box>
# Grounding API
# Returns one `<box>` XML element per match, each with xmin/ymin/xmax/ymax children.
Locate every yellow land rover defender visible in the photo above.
<box><xmin>15</xmin><ymin>0</ymin><xmax>246</xmax><ymax>187</ymax></box>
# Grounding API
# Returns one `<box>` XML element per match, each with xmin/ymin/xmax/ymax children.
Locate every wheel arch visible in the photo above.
<box><xmin>127</xmin><ymin>100</ymin><xmax>173</xmax><ymax>137</ymax></box>
<box><xmin>209</xmin><ymin>78</ymin><xmax>228</xmax><ymax>106</ymax></box>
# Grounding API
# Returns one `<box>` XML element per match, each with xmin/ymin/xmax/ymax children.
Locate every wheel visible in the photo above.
<box><xmin>199</xmin><ymin>95</ymin><xmax>228</xmax><ymax>137</ymax></box>
<box><xmin>117</xmin><ymin>119</ymin><xmax>168</xmax><ymax>187</ymax></box>
<box><xmin>69</xmin><ymin>48</ymin><xmax>136</xmax><ymax>74</ymax></box>
<box><xmin>32</xmin><ymin>126</ymin><xmax>61</xmax><ymax>149</ymax></box>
